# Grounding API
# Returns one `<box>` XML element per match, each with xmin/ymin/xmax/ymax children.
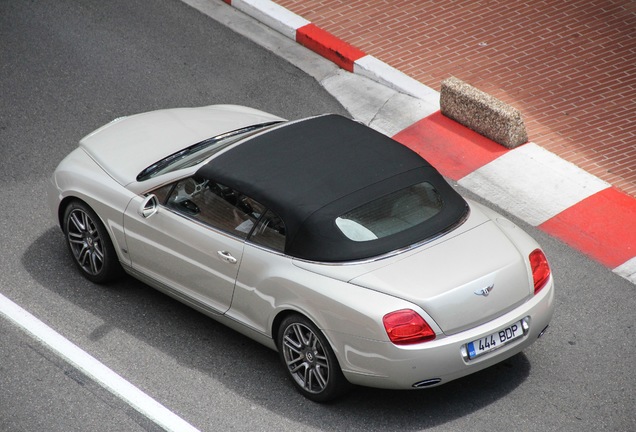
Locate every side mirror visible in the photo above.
<box><xmin>138</xmin><ymin>194</ymin><xmax>158</xmax><ymax>218</ymax></box>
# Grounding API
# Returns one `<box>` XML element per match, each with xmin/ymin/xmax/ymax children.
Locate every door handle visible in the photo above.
<box><xmin>217</xmin><ymin>251</ymin><xmax>237</xmax><ymax>264</ymax></box>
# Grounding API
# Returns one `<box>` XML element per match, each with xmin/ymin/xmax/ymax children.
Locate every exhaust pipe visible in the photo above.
<box><xmin>412</xmin><ymin>378</ymin><xmax>441</xmax><ymax>388</ymax></box>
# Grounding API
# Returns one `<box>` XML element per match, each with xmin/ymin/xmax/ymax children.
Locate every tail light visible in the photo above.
<box><xmin>383</xmin><ymin>309</ymin><xmax>436</xmax><ymax>345</ymax></box>
<box><xmin>529</xmin><ymin>249</ymin><xmax>550</xmax><ymax>294</ymax></box>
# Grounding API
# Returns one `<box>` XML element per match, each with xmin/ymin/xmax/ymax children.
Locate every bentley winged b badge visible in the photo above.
<box><xmin>474</xmin><ymin>284</ymin><xmax>495</xmax><ymax>297</ymax></box>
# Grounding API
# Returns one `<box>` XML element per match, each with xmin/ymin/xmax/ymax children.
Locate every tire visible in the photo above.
<box><xmin>63</xmin><ymin>200</ymin><xmax>123</xmax><ymax>284</ymax></box>
<box><xmin>276</xmin><ymin>314</ymin><xmax>350</xmax><ymax>402</ymax></box>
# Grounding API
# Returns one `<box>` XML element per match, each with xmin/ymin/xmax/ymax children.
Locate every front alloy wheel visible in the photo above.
<box><xmin>63</xmin><ymin>201</ymin><xmax>121</xmax><ymax>284</ymax></box>
<box><xmin>277</xmin><ymin>314</ymin><xmax>349</xmax><ymax>402</ymax></box>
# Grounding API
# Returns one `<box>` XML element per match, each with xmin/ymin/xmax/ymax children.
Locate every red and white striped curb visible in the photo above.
<box><xmin>223</xmin><ymin>0</ymin><xmax>636</xmax><ymax>284</ymax></box>
<box><xmin>223</xmin><ymin>0</ymin><xmax>438</xmax><ymax>104</ymax></box>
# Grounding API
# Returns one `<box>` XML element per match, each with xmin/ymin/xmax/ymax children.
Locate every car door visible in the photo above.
<box><xmin>123</xmin><ymin>176</ymin><xmax>259</xmax><ymax>314</ymax></box>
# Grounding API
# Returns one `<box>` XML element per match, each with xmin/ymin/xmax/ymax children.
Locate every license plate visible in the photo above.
<box><xmin>466</xmin><ymin>320</ymin><xmax>525</xmax><ymax>360</ymax></box>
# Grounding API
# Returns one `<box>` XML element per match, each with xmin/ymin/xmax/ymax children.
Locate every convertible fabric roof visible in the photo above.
<box><xmin>196</xmin><ymin>114</ymin><xmax>467</xmax><ymax>261</ymax></box>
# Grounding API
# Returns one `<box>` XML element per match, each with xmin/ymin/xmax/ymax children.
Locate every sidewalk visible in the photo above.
<box><xmin>221</xmin><ymin>0</ymin><xmax>636</xmax><ymax>284</ymax></box>
<box><xmin>275</xmin><ymin>0</ymin><xmax>636</xmax><ymax>197</ymax></box>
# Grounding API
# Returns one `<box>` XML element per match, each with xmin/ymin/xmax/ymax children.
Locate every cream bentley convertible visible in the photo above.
<box><xmin>48</xmin><ymin>105</ymin><xmax>554</xmax><ymax>401</ymax></box>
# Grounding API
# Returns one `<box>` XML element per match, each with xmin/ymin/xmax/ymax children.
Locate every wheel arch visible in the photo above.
<box><xmin>271</xmin><ymin>308</ymin><xmax>300</xmax><ymax>348</ymax></box>
<box><xmin>58</xmin><ymin>196</ymin><xmax>84</xmax><ymax>230</ymax></box>
<box><xmin>60</xmin><ymin>197</ymin><xmax>125</xmax><ymax>283</ymax></box>
<box><xmin>273</xmin><ymin>309</ymin><xmax>353</xmax><ymax>401</ymax></box>
<box><xmin>57</xmin><ymin>192</ymin><xmax>132</xmax><ymax>267</ymax></box>
<box><xmin>269</xmin><ymin>307</ymin><xmax>350</xmax><ymax>375</ymax></box>
<box><xmin>58</xmin><ymin>195</ymin><xmax>112</xmax><ymax>238</ymax></box>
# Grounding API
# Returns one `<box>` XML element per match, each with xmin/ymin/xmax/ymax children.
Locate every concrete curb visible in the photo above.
<box><xmin>222</xmin><ymin>0</ymin><xmax>636</xmax><ymax>284</ymax></box>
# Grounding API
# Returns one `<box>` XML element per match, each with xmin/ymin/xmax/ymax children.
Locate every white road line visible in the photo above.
<box><xmin>0</xmin><ymin>293</ymin><xmax>200</xmax><ymax>432</ymax></box>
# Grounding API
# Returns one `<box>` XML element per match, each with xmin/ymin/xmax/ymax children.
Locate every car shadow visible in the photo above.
<box><xmin>23</xmin><ymin>228</ymin><xmax>531</xmax><ymax>431</ymax></box>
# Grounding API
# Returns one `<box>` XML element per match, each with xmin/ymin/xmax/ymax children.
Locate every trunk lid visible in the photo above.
<box><xmin>349</xmin><ymin>219</ymin><xmax>533</xmax><ymax>335</ymax></box>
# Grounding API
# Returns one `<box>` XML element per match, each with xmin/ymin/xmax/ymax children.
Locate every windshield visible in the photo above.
<box><xmin>136</xmin><ymin>121</ymin><xmax>282</xmax><ymax>181</ymax></box>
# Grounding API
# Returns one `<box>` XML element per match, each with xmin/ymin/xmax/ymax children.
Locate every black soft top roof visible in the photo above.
<box><xmin>196</xmin><ymin>114</ymin><xmax>467</xmax><ymax>261</ymax></box>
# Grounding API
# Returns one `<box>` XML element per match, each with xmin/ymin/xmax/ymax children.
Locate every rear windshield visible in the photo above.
<box><xmin>336</xmin><ymin>181</ymin><xmax>443</xmax><ymax>241</ymax></box>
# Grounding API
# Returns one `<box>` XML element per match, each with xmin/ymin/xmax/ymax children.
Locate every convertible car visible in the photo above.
<box><xmin>48</xmin><ymin>105</ymin><xmax>554</xmax><ymax>402</ymax></box>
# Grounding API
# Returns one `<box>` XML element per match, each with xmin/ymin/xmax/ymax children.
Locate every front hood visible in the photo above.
<box><xmin>79</xmin><ymin>105</ymin><xmax>284</xmax><ymax>186</ymax></box>
<box><xmin>350</xmin><ymin>217</ymin><xmax>533</xmax><ymax>335</ymax></box>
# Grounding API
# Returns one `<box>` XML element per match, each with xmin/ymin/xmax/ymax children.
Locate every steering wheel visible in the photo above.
<box><xmin>183</xmin><ymin>177</ymin><xmax>208</xmax><ymax>198</ymax></box>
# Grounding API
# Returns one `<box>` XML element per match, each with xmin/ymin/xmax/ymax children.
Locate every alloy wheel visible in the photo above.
<box><xmin>281</xmin><ymin>322</ymin><xmax>330</xmax><ymax>394</ymax></box>
<box><xmin>66</xmin><ymin>208</ymin><xmax>105</xmax><ymax>276</ymax></box>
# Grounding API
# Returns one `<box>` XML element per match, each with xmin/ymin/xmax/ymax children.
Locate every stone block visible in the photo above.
<box><xmin>440</xmin><ymin>76</ymin><xmax>528</xmax><ymax>148</ymax></box>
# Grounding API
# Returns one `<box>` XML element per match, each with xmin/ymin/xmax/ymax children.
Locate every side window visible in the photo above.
<box><xmin>248</xmin><ymin>210</ymin><xmax>286</xmax><ymax>252</ymax></box>
<box><xmin>164</xmin><ymin>176</ymin><xmax>265</xmax><ymax>239</ymax></box>
<box><xmin>150</xmin><ymin>183</ymin><xmax>174</xmax><ymax>205</ymax></box>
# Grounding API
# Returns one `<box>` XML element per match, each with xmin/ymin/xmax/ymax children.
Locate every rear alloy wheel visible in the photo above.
<box><xmin>63</xmin><ymin>201</ymin><xmax>122</xmax><ymax>284</ymax></box>
<box><xmin>277</xmin><ymin>314</ymin><xmax>349</xmax><ymax>402</ymax></box>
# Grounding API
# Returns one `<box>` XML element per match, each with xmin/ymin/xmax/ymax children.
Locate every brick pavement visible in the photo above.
<box><xmin>274</xmin><ymin>0</ymin><xmax>636</xmax><ymax>196</ymax></box>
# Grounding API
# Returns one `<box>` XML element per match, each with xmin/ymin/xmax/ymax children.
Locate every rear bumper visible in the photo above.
<box><xmin>328</xmin><ymin>277</ymin><xmax>555</xmax><ymax>390</ymax></box>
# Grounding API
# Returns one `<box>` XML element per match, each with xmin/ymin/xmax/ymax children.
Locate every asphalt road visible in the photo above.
<box><xmin>0</xmin><ymin>0</ymin><xmax>634</xmax><ymax>431</ymax></box>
